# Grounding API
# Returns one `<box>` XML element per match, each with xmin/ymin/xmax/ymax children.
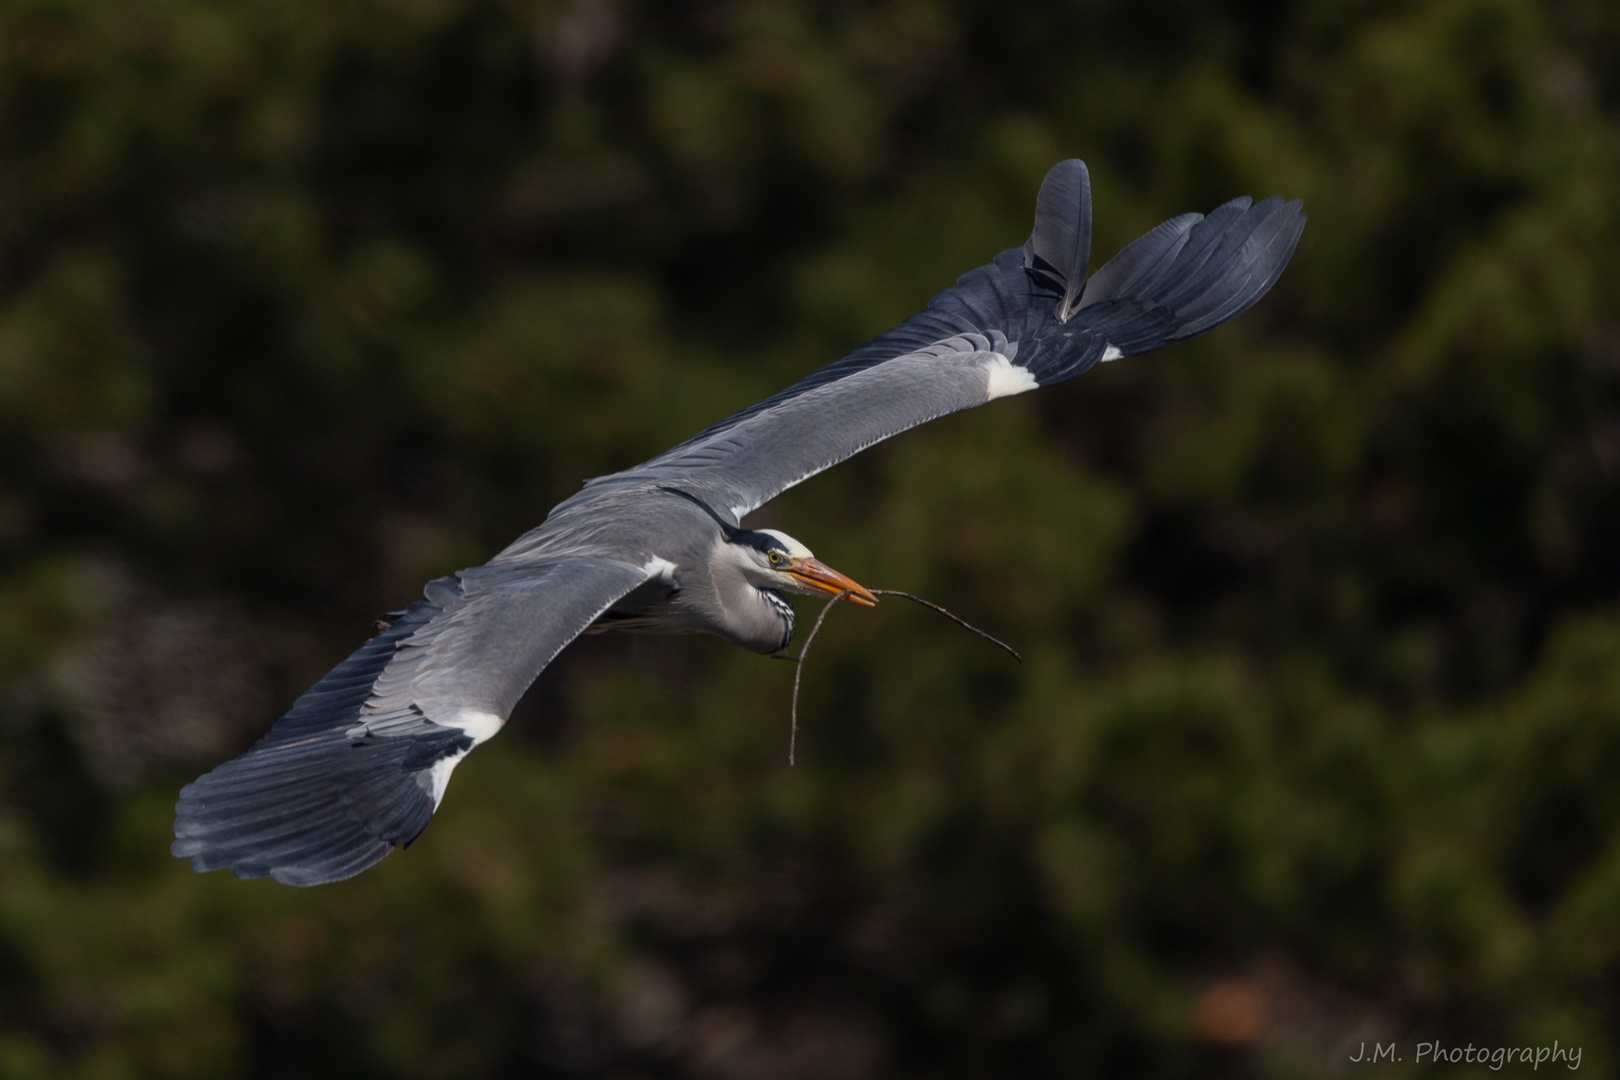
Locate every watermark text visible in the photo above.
<box><xmin>1347</xmin><ymin>1040</ymin><xmax>1581</xmax><ymax>1070</ymax></box>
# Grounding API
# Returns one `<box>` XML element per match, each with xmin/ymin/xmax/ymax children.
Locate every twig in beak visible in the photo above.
<box><xmin>868</xmin><ymin>590</ymin><xmax>1022</xmax><ymax>663</ymax></box>
<box><xmin>779</xmin><ymin>587</ymin><xmax>1021</xmax><ymax>766</ymax></box>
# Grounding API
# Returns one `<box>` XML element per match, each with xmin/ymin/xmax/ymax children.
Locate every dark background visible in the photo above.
<box><xmin>2</xmin><ymin>0</ymin><xmax>1618</xmax><ymax>1076</ymax></box>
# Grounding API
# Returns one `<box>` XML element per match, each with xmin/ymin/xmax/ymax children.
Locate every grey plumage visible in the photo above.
<box><xmin>174</xmin><ymin>159</ymin><xmax>1306</xmax><ymax>886</ymax></box>
<box><xmin>173</xmin><ymin>559</ymin><xmax>652</xmax><ymax>884</ymax></box>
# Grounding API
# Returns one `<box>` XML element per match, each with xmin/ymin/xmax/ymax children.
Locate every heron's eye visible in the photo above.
<box><xmin>768</xmin><ymin>551</ymin><xmax>784</xmax><ymax>566</ymax></box>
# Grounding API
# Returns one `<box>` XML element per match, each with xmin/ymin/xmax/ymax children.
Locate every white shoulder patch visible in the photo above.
<box><xmin>642</xmin><ymin>555</ymin><xmax>678</xmax><ymax>584</ymax></box>
<box><xmin>983</xmin><ymin>353</ymin><xmax>1039</xmax><ymax>400</ymax></box>
<box><xmin>1100</xmin><ymin>344</ymin><xmax>1123</xmax><ymax>362</ymax></box>
<box><xmin>452</xmin><ymin>709</ymin><xmax>504</xmax><ymax>747</ymax></box>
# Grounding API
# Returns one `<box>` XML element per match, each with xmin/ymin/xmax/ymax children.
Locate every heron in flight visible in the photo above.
<box><xmin>174</xmin><ymin>160</ymin><xmax>1305</xmax><ymax>885</ymax></box>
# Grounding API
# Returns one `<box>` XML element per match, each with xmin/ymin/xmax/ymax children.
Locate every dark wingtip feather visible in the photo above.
<box><xmin>1022</xmin><ymin>159</ymin><xmax>1093</xmax><ymax>322</ymax></box>
<box><xmin>173</xmin><ymin>742</ymin><xmax>433</xmax><ymax>886</ymax></box>
<box><xmin>1075</xmin><ymin>212</ymin><xmax>1201</xmax><ymax>313</ymax></box>
<box><xmin>1072</xmin><ymin>194</ymin><xmax>1305</xmax><ymax>355</ymax></box>
<box><xmin>171</xmin><ymin>600</ymin><xmax>455</xmax><ymax>888</ymax></box>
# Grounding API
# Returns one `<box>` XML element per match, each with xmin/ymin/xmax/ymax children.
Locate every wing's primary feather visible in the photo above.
<box><xmin>1075</xmin><ymin>212</ymin><xmax>1201</xmax><ymax>312</ymax></box>
<box><xmin>172</xmin><ymin>558</ymin><xmax>651</xmax><ymax>885</ymax></box>
<box><xmin>1073</xmin><ymin>194</ymin><xmax>1305</xmax><ymax>355</ymax></box>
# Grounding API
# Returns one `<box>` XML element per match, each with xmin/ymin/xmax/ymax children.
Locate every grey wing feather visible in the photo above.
<box><xmin>622</xmin><ymin>332</ymin><xmax>1024</xmax><ymax>519</ymax></box>
<box><xmin>172</xmin><ymin>558</ymin><xmax>650</xmax><ymax>886</ymax></box>
<box><xmin>568</xmin><ymin>159</ymin><xmax>1304</xmax><ymax>521</ymax></box>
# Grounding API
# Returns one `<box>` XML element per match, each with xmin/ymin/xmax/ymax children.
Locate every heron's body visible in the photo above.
<box><xmin>173</xmin><ymin>160</ymin><xmax>1306</xmax><ymax>885</ymax></box>
<box><xmin>491</xmin><ymin>486</ymin><xmax>840</xmax><ymax>653</ymax></box>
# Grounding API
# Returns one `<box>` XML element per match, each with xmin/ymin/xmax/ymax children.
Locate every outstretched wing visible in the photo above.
<box><xmin>173</xmin><ymin>558</ymin><xmax>651</xmax><ymax>886</ymax></box>
<box><xmin>575</xmin><ymin>160</ymin><xmax>1304</xmax><ymax>522</ymax></box>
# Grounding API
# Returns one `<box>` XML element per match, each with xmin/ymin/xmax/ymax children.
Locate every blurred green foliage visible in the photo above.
<box><xmin>2</xmin><ymin>0</ymin><xmax>1619</xmax><ymax>1076</ymax></box>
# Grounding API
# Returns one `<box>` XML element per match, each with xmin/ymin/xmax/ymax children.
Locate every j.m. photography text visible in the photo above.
<box><xmin>1348</xmin><ymin>1041</ymin><xmax>1581</xmax><ymax>1070</ymax></box>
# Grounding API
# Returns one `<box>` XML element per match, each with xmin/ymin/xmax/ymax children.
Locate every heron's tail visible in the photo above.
<box><xmin>1023</xmin><ymin>159</ymin><xmax>1305</xmax><ymax>360</ymax></box>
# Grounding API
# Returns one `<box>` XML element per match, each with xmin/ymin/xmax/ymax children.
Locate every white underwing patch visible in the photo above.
<box><xmin>427</xmin><ymin>748</ymin><xmax>470</xmax><ymax>808</ymax></box>
<box><xmin>1100</xmin><ymin>344</ymin><xmax>1123</xmax><ymax>362</ymax></box>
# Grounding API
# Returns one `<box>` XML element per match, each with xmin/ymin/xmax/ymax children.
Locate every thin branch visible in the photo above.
<box><xmin>788</xmin><ymin>591</ymin><xmax>847</xmax><ymax>766</ymax></box>
<box><xmin>781</xmin><ymin>587</ymin><xmax>1022</xmax><ymax>766</ymax></box>
<box><xmin>869</xmin><ymin>590</ymin><xmax>1022</xmax><ymax>662</ymax></box>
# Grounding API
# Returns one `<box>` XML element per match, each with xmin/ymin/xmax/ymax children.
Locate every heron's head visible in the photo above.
<box><xmin>728</xmin><ymin>528</ymin><xmax>877</xmax><ymax>607</ymax></box>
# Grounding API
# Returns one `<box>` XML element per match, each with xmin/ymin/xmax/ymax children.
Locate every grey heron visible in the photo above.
<box><xmin>173</xmin><ymin>160</ymin><xmax>1305</xmax><ymax>886</ymax></box>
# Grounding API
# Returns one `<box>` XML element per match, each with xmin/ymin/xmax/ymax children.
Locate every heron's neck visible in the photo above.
<box><xmin>709</xmin><ymin>549</ymin><xmax>795</xmax><ymax>654</ymax></box>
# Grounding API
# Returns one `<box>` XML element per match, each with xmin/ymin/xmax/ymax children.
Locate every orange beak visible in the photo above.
<box><xmin>786</xmin><ymin>558</ymin><xmax>878</xmax><ymax>607</ymax></box>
